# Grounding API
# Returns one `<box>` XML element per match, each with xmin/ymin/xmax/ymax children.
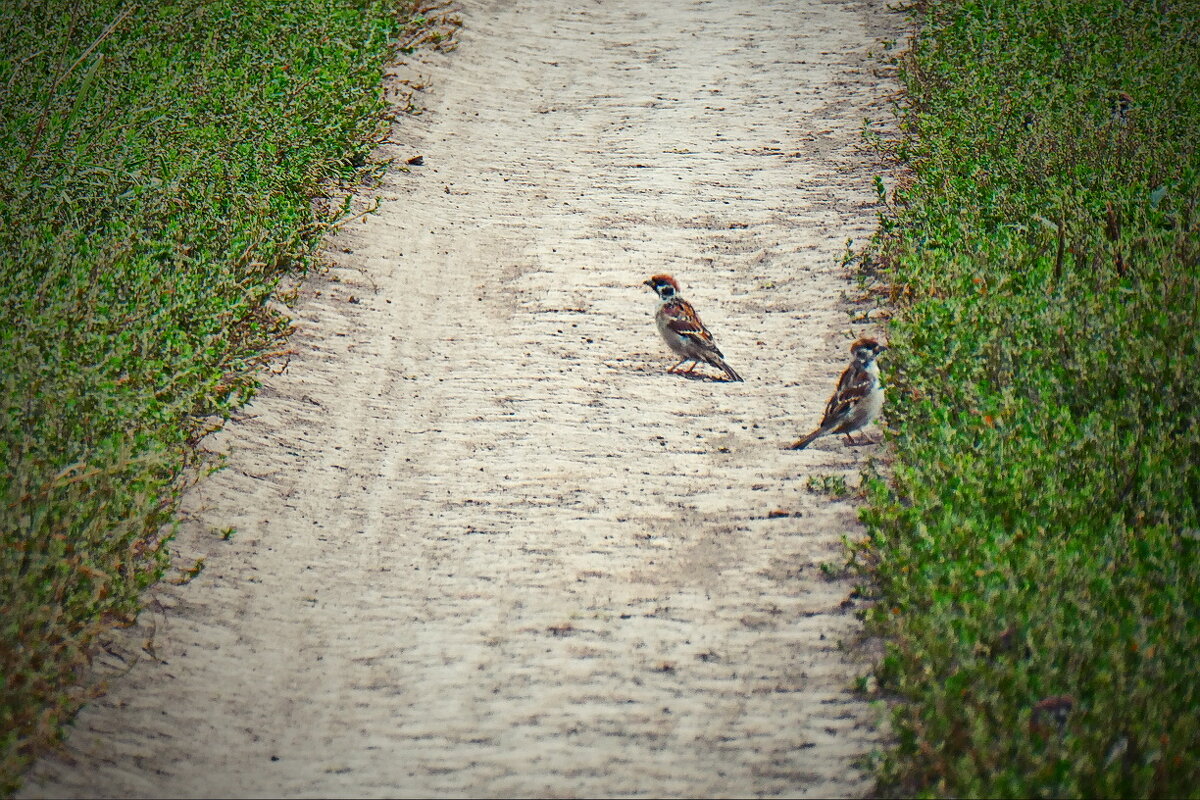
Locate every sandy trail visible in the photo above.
<box><xmin>23</xmin><ymin>0</ymin><xmax>900</xmax><ymax>796</ymax></box>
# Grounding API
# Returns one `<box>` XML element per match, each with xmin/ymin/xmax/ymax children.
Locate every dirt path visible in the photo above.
<box><xmin>24</xmin><ymin>0</ymin><xmax>900</xmax><ymax>796</ymax></box>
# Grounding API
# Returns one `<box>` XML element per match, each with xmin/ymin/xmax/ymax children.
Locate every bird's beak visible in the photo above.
<box><xmin>642</xmin><ymin>279</ymin><xmax>654</xmax><ymax>288</ymax></box>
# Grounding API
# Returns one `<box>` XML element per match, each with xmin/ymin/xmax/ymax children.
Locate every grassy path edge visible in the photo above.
<box><xmin>855</xmin><ymin>1</ymin><xmax>1200</xmax><ymax>795</ymax></box>
<box><xmin>1</xmin><ymin>2</ymin><xmax>459</xmax><ymax>792</ymax></box>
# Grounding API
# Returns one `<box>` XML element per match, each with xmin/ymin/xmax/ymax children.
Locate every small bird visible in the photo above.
<box><xmin>790</xmin><ymin>338</ymin><xmax>887</xmax><ymax>450</ymax></box>
<box><xmin>643</xmin><ymin>274</ymin><xmax>743</xmax><ymax>382</ymax></box>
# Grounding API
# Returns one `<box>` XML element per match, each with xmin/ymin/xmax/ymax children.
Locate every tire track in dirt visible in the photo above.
<box><xmin>24</xmin><ymin>0</ymin><xmax>900</xmax><ymax>796</ymax></box>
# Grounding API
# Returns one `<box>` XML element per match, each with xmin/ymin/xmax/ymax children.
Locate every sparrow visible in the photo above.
<box><xmin>790</xmin><ymin>338</ymin><xmax>887</xmax><ymax>449</ymax></box>
<box><xmin>643</xmin><ymin>274</ymin><xmax>743</xmax><ymax>382</ymax></box>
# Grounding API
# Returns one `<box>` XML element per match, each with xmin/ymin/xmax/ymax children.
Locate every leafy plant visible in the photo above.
<box><xmin>860</xmin><ymin>0</ymin><xmax>1200</xmax><ymax>795</ymax></box>
<box><xmin>0</xmin><ymin>0</ymin><xmax>451</xmax><ymax>791</ymax></box>
<box><xmin>806</xmin><ymin>472</ymin><xmax>851</xmax><ymax>497</ymax></box>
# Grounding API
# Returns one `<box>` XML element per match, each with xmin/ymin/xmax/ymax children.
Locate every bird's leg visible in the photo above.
<box><xmin>668</xmin><ymin>359</ymin><xmax>689</xmax><ymax>374</ymax></box>
<box><xmin>683</xmin><ymin>360</ymin><xmax>699</xmax><ymax>374</ymax></box>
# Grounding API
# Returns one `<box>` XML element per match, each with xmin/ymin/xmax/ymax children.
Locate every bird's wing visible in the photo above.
<box><xmin>663</xmin><ymin>299</ymin><xmax>724</xmax><ymax>354</ymax></box>
<box><xmin>662</xmin><ymin>300</ymin><xmax>710</xmax><ymax>339</ymax></box>
<box><xmin>820</xmin><ymin>362</ymin><xmax>872</xmax><ymax>426</ymax></box>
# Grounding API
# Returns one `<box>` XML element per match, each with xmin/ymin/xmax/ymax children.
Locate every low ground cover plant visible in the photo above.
<box><xmin>0</xmin><ymin>0</ymin><xmax>448</xmax><ymax>790</ymax></box>
<box><xmin>861</xmin><ymin>0</ymin><xmax>1200</xmax><ymax>795</ymax></box>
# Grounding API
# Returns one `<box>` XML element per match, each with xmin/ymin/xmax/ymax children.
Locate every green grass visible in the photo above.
<box><xmin>857</xmin><ymin>0</ymin><xmax>1200</xmax><ymax>795</ymax></box>
<box><xmin>0</xmin><ymin>0</ymin><xmax>459</xmax><ymax>791</ymax></box>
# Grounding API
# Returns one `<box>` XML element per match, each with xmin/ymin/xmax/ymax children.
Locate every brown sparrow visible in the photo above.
<box><xmin>644</xmin><ymin>274</ymin><xmax>743</xmax><ymax>382</ymax></box>
<box><xmin>790</xmin><ymin>338</ymin><xmax>886</xmax><ymax>449</ymax></box>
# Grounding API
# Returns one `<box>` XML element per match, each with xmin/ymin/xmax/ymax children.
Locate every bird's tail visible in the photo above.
<box><xmin>713</xmin><ymin>356</ymin><xmax>743</xmax><ymax>382</ymax></box>
<box><xmin>789</xmin><ymin>427</ymin><xmax>826</xmax><ymax>450</ymax></box>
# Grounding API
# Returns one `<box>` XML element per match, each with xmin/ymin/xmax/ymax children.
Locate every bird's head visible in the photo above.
<box><xmin>644</xmin><ymin>274</ymin><xmax>680</xmax><ymax>301</ymax></box>
<box><xmin>850</xmin><ymin>338</ymin><xmax>887</xmax><ymax>364</ymax></box>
